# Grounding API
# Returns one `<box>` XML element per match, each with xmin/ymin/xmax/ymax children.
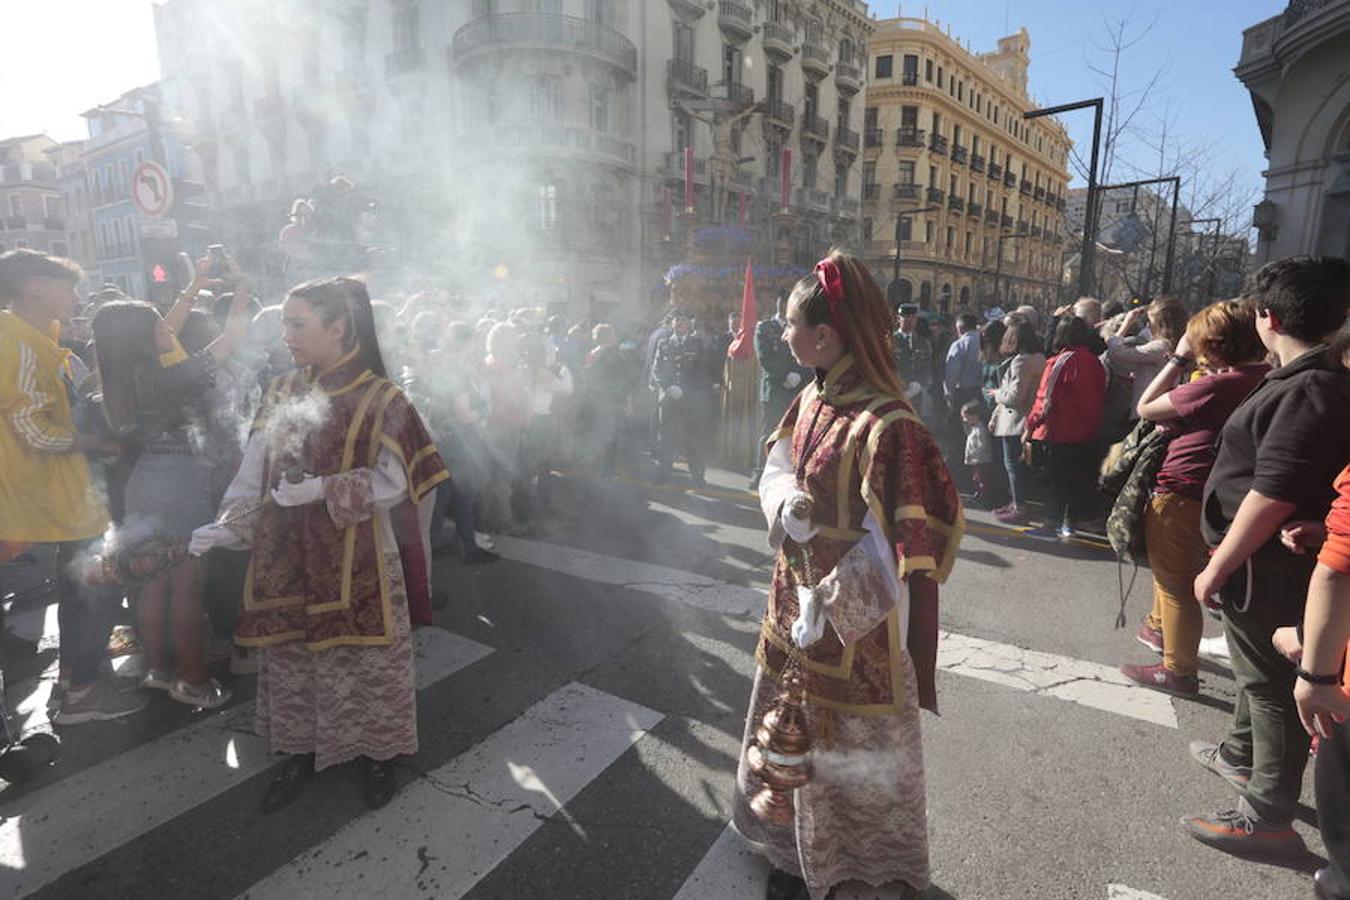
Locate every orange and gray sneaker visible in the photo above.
<box><xmin>1181</xmin><ymin>806</ymin><xmax>1302</xmax><ymax>857</ymax></box>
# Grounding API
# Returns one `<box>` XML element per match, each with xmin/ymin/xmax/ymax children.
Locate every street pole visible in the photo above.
<box><xmin>1162</xmin><ymin>182</ymin><xmax>1181</xmax><ymax>295</ymax></box>
<box><xmin>890</xmin><ymin>204</ymin><xmax>938</xmax><ymax>306</ymax></box>
<box><xmin>1025</xmin><ymin>98</ymin><xmax>1103</xmax><ymax>300</ymax></box>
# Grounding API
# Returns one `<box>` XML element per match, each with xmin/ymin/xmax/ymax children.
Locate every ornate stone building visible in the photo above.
<box><xmin>861</xmin><ymin>19</ymin><xmax>1071</xmax><ymax>313</ymax></box>
<box><xmin>1235</xmin><ymin>0</ymin><xmax>1350</xmax><ymax>264</ymax></box>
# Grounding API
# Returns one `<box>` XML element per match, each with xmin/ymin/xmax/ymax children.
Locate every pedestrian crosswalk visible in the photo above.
<box><xmin>0</xmin><ymin>528</ymin><xmax>1243</xmax><ymax>900</ymax></box>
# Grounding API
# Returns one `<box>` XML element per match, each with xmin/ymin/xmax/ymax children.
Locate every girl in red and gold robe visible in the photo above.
<box><xmin>736</xmin><ymin>251</ymin><xmax>963</xmax><ymax>899</ymax></box>
<box><xmin>190</xmin><ymin>277</ymin><xmax>447</xmax><ymax>813</ymax></box>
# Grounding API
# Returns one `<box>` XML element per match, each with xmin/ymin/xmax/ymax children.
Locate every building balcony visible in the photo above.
<box><xmin>762</xmin><ymin>21</ymin><xmax>793</xmax><ymax>61</ymax></box>
<box><xmin>1016</xmin><ymin>219</ymin><xmax>1029</xmax><ymax>234</ymax></box>
<box><xmin>1003</xmin><ymin>171</ymin><xmax>1016</xmax><ymax>188</ymax></box>
<box><xmin>929</xmin><ymin>134</ymin><xmax>948</xmax><ymax>156</ymax></box>
<box><xmin>835</xmin><ymin>60</ymin><xmax>862</xmax><ymax>94</ymax></box>
<box><xmin>951</xmin><ymin>145</ymin><xmax>968</xmax><ymax>165</ymax></box>
<box><xmin>902</xmin><ymin>71</ymin><xmax>919</xmax><ymax>86</ymax></box>
<box><xmin>795</xmin><ymin>187</ymin><xmax>830</xmax><ymax>211</ymax></box>
<box><xmin>667</xmin><ymin>58</ymin><xmax>708</xmax><ymax>96</ymax></box>
<box><xmin>1030</xmin><ymin>225</ymin><xmax>1043</xmax><ymax>238</ymax></box>
<box><xmin>664</xmin><ymin>150</ymin><xmax>707</xmax><ymax>180</ymax></box>
<box><xmin>461</xmin><ymin>124</ymin><xmax>637</xmax><ymax>168</ymax></box>
<box><xmin>1034</xmin><ymin>185</ymin><xmax>1046</xmax><ymax>201</ymax></box>
<box><xmin>970</xmin><ymin>153</ymin><xmax>986</xmax><ymax>173</ymax></box>
<box><xmin>985</xmin><ymin>208</ymin><xmax>1000</xmax><ymax>225</ymax></box>
<box><xmin>865</xmin><ymin>128</ymin><xmax>884</xmax><ymax>148</ymax></box>
<box><xmin>802</xmin><ymin>115</ymin><xmax>829</xmax><ymax>145</ymax></box>
<box><xmin>926</xmin><ymin>187</ymin><xmax>945</xmax><ymax>204</ymax></box>
<box><xmin>896</xmin><ymin>127</ymin><xmax>925</xmax><ymax>149</ymax></box>
<box><xmin>894</xmin><ymin>183</ymin><xmax>919</xmax><ymax>200</ymax></box>
<box><xmin>1057</xmin><ymin>196</ymin><xmax>1067</xmax><ymax>211</ymax></box>
<box><xmin>835</xmin><ymin>127</ymin><xmax>860</xmax><ymax>155</ymax></box>
<box><xmin>766</xmin><ymin>99</ymin><xmax>795</xmax><ymax>130</ymax></box>
<box><xmin>385</xmin><ymin>46</ymin><xmax>425</xmax><ymax>77</ymax></box>
<box><xmin>948</xmin><ymin>196</ymin><xmax>965</xmax><ymax>213</ymax></box>
<box><xmin>1001</xmin><ymin>213</ymin><xmax>1014</xmax><ymax>229</ymax></box>
<box><xmin>988</xmin><ymin>162</ymin><xmax>1003</xmax><ymax>180</ymax></box>
<box><xmin>801</xmin><ymin>43</ymin><xmax>831</xmax><ymax>79</ymax></box>
<box><xmin>451</xmin><ymin>13</ymin><xmax>638</xmax><ymax>80</ymax></box>
<box><xmin>726</xmin><ymin>81</ymin><xmax>755</xmax><ymax>108</ymax></box>
<box><xmin>835</xmin><ymin>196</ymin><xmax>860</xmax><ymax>218</ymax></box>
<box><xmin>968</xmin><ymin>201</ymin><xmax>982</xmax><ymax>218</ymax></box>
<box><xmin>863</xmin><ymin>182</ymin><xmax>880</xmax><ymax>201</ymax></box>
<box><xmin>718</xmin><ymin>1</ymin><xmax>754</xmax><ymax>41</ymax></box>
<box><xmin>666</xmin><ymin>0</ymin><xmax>706</xmax><ymax>20</ymax></box>
<box><xmin>1020</xmin><ymin>179</ymin><xmax>1033</xmax><ymax>195</ymax></box>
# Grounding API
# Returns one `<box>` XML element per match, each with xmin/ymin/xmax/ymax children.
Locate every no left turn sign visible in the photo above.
<box><xmin>131</xmin><ymin>160</ymin><xmax>174</xmax><ymax>218</ymax></box>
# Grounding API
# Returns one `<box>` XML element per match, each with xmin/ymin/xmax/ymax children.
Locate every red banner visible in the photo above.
<box><xmin>727</xmin><ymin>258</ymin><xmax>756</xmax><ymax>359</ymax></box>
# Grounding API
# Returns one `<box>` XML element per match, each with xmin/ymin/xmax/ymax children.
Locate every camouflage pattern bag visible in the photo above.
<box><xmin>1099</xmin><ymin>418</ymin><xmax>1171</xmax><ymax>564</ymax></box>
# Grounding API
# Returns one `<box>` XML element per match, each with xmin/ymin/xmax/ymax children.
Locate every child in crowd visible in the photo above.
<box><xmin>961</xmin><ymin>399</ymin><xmax>995</xmax><ymax>507</ymax></box>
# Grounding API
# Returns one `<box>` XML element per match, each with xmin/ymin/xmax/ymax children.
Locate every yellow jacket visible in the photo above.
<box><xmin>0</xmin><ymin>311</ymin><xmax>107</xmax><ymax>542</ymax></box>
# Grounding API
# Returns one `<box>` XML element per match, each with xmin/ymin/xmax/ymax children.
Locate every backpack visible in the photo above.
<box><xmin>1099</xmin><ymin>417</ymin><xmax>1172</xmax><ymax>626</ymax></box>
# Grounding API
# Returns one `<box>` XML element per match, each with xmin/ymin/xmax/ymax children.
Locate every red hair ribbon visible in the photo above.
<box><xmin>814</xmin><ymin>257</ymin><xmax>848</xmax><ymax>336</ymax></box>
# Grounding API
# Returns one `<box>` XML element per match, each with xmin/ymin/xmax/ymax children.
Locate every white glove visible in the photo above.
<box><xmin>188</xmin><ymin>524</ymin><xmax>234</xmax><ymax>557</ymax></box>
<box><xmin>783</xmin><ymin>371</ymin><xmax>802</xmax><ymax>390</ymax></box>
<box><xmin>665</xmin><ymin>385</ymin><xmax>683</xmax><ymax>401</ymax></box>
<box><xmin>905</xmin><ymin>381</ymin><xmax>922</xmax><ymax>399</ymax></box>
<box><xmin>780</xmin><ymin>491</ymin><xmax>819</xmax><ymax>544</ymax></box>
<box><xmin>791</xmin><ymin>585</ymin><xmax>826</xmax><ymax>649</ymax></box>
<box><xmin>271</xmin><ymin>475</ymin><xmax>326</xmax><ymax>507</ymax></box>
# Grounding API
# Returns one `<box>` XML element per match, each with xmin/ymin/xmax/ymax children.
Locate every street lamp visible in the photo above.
<box><xmin>889</xmin><ymin>204</ymin><xmax>939</xmax><ymax>306</ymax></box>
<box><xmin>1025</xmin><ymin>98</ymin><xmax>1104</xmax><ymax>299</ymax></box>
<box><xmin>1092</xmin><ymin>175</ymin><xmax>1182</xmax><ymax>300</ymax></box>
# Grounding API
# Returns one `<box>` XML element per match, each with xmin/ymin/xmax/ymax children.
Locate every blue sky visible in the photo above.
<box><xmin>882</xmin><ymin>0</ymin><xmax>1283</xmax><ymax>204</ymax></box>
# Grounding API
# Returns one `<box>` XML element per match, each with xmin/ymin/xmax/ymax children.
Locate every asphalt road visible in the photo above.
<box><xmin>0</xmin><ymin>465</ymin><xmax>1326</xmax><ymax>900</ymax></box>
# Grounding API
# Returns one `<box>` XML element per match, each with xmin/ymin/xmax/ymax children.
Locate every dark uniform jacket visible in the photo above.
<box><xmin>754</xmin><ymin>316</ymin><xmax>809</xmax><ymax>405</ymax></box>
<box><xmin>892</xmin><ymin>328</ymin><xmax>934</xmax><ymax>390</ymax></box>
<box><xmin>650</xmin><ymin>333</ymin><xmax>712</xmax><ymax>394</ymax></box>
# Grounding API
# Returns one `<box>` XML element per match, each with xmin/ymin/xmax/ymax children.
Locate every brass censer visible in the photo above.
<box><xmin>747</xmin><ymin>541</ymin><xmax>818</xmax><ymax>825</ymax></box>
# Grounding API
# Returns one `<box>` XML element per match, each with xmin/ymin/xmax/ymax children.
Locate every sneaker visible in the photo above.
<box><xmin>1198</xmin><ymin>635</ymin><xmax>1230</xmax><ymax>661</ymax></box>
<box><xmin>140</xmin><ymin>669</ymin><xmax>175</xmax><ymax>692</ymax></box>
<box><xmin>1022</xmin><ymin>525</ymin><xmax>1060</xmax><ymax>540</ymax></box>
<box><xmin>1189</xmin><ymin>740</ymin><xmax>1252</xmax><ymax>790</ymax></box>
<box><xmin>1136</xmin><ymin>622</ymin><xmax>1165</xmax><ymax>654</ymax></box>
<box><xmin>53</xmin><ymin>680</ymin><xmax>149</xmax><ymax>725</ymax></box>
<box><xmin>463</xmin><ymin>548</ymin><xmax>501</xmax><ymax>565</ymax></box>
<box><xmin>995</xmin><ymin>505</ymin><xmax>1030</xmax><ymax>525</ymax></box>
<box><xmin>1057</xmin><ymin>524</ymin><xmax>1076</xmax><ymax>541</ymax></box>
<box><xmin>1181</xmin><ymin>807</ymin><xmax>1302</xmax><ymax>857</ymax></box>
<box><xmin>168</xmin><ymin>677</ymin><xmax>232</xmax><ymax>710</ymax></box>
<box><xmin>474</xmin><ymin>532</ymin><xmax>496</xmax><ymax>550</ymax></box>
<box><xmin>1120</xmin><ymin>662</ymin><xmax>1199</xmax><ymax>696</ymax></box>
<box><xmin>229</xmin><ymin>647</ymin><xmax>259</xmax><ymax>676</ymax></box>
<box><xmin>46</xmin><ymin>677</ymin><xmax>71</xmax><ymax>712</ymax></box>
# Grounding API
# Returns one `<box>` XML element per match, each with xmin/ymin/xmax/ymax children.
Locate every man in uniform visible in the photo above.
<box><xmin>750</xmin><ymin>293</ymin><xmax>809</xmax><ymax>488</ymax></box>
<box><xmin>650</xmin><ymin>310</ymin><xmax>712</xmax><ymax>486</ymax></box>
<box><xmin>892</xmin><ymin>303</ymin><xmax>934</xmax><ymax>415</ymax></box>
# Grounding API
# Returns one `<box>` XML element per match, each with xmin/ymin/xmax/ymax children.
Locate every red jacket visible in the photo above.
<box><xmin>1025</xmin><ymin>346</ymin><xmax>1106</xmax><ymax>443</ymax></box>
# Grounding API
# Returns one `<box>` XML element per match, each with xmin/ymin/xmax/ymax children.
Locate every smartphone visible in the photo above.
<box><xmin>207</xmin><ymin>244</ymin><xmax>228</xmax><ymax>280</ymax></box>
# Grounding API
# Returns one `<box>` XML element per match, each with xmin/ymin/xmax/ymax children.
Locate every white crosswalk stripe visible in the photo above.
<box><xmin>238</xmin><ymin>682</ymin><xmax>662</xmax><ymax>899</ymax></box>
<box><xmin>0</xmin><ymin>627</ymin><xmax>492</xmax><ymax>899</ymax></box>
<box><xmin>0</xmin><ymin>533</ymin><xmax>1201</xmax><ymax>899</ymax></box>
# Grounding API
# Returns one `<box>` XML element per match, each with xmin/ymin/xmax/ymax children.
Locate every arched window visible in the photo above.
<box><xmin>959</xmin><ymin>285</ymin><xmax>971</xmax><ymax>307</ymax></box>
<box><xmin>919</xmin><ymin>280</ymin><xmax>932</xmax><ymax>309</ymax></box>
<box><xmin>838</xmin><ymin>37</ymin><xmax>855</xmax><ymax>64</ymax></box>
